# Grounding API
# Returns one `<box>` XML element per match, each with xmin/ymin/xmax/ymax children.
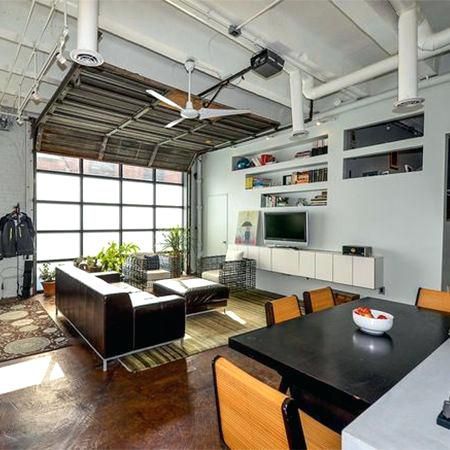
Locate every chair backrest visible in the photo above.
<box><xmin>416</xmin><ymin>288</ymin><xmax>450</xmax><ymax>313</ymax></box>
<box><xmin>303</xmin><ymin>287</ymin><xmax>335</xmax><ymax>314</ymax></box>
<box><xmin>212</xmin><ymin>356</ymin><xmax>306</xmax><ymax>450</ymax></box>
<box><xmin>212</xmin><ymin>357</ymin><xmax>341</xmax><ymax>450</ymax></box>
<box><xmin>265</xmin><ymin>295</ymin><xmax>302</xmax><ymax>326</ymax></box>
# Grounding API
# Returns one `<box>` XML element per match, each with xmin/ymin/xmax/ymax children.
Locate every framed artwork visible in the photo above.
<box><xmin>235</xmin><ymin>210</ymin><xmax>259</xmax><ymax>246</ymax></box>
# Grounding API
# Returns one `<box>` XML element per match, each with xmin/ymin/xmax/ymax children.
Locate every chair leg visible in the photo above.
<box><xmin>279</xmin><ymin>377</ymin><xmax>289</xmax><ymax>394</ymax></box>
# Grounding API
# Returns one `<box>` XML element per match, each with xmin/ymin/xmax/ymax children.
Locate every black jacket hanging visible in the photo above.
<box><xmin>0</xmin><ymin>212</ymin><xmax>35</xmax><ymax>259</ymax></box>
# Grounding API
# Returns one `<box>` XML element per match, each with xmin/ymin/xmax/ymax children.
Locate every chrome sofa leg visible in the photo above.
<box><xmin>102</xmin><ymin>360</ymin><xmax>108</xmax><ymax>372</ymax></box>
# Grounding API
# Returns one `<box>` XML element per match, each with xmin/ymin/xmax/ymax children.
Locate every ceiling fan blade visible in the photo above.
<box><xmin>165</xmin><ymin>117</ymin><xmax>186</xmax><ymax>129</ymax></box>
<box><xmin>199</xmin><ymin>108</ymin><xmax>251</xmax><ymax>120</ymax></box>
<box><xmin>146</xmin><ymin>89</ymin><xmax>183</xmax><ymax>111</ymax></box>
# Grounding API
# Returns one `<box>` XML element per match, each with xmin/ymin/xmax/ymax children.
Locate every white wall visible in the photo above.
<box><xmin>202</xmin><ymin>80</ymin><xmax>450</xmax><ymax>304</ymax></box>
<box><xmin>0</xmin><ymin>121</ymin><xmax>33</xmax><ymax>299</ymax></box>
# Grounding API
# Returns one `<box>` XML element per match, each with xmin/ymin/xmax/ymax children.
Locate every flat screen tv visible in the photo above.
<box><xmin>263</xmin><ymin>211</ymin><xmax>308</xmax><ymax>246</ymax></box>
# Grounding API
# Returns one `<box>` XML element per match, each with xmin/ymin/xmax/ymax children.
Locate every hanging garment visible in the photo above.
<box><xmin>0</xmin><ymin>212</ymin><xmax>35</xmax><ymax>259</ymax></box>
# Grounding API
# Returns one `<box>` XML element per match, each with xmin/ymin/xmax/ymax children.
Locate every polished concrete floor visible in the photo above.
<box><xmin>0</xmin><ymin>295</ymin><xmax>279</xmax><ymax>449</ymax></box>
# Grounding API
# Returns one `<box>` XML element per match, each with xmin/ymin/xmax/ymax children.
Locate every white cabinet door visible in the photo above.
<box><xmin>247</xmin><ymin>245</ymin><xmax>259</xmax><ymax>263</ymax></box>
<box><xmin>315</xmin><ymin>252</ymin><xmax>333</xmax><ymax>281</ymax></box>
<box><xmin>258</xmin><ymin>247</ymin><xmax>272</xmax><ymax>271</ymax></box>
<box><xmin>353</xmin><ymin>257</ymin><xmax>376</xmax><ymax>289</ymax></box>
<box><xmin>333</xmin><ymin>254</ymin><xmax>353</xmax><ymax>285</ymax></box>
<box><xmin>272</xmin><ymin>248</ymin><xmax>299</xmax><ymax>275</ymax></box>
<box><xmin>299</xmin><ymin>251</ymin><xmax>316</xmax><ymax>278</ymax></box>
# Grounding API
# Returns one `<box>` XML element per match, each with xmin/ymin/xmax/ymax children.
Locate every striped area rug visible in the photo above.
<box><xmin>120</xmin><ymin>289</ymin><xmax>281</xmax><ymax>372</ymax></box>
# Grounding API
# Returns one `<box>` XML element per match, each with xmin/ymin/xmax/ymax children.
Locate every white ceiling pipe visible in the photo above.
<box><xmin>289</xmin><ymin>69</ymin><xmax>308</xmax><ymax>136</ymax></box>
<box><xmin>70</xmin><ymin>0</ymin><xmax>104</xmax><ymax>67</ymax></box>
<box><xmin>394</xmin><ymin>6</ymin><xmax>423</xmax><ymax>112</ymax></box>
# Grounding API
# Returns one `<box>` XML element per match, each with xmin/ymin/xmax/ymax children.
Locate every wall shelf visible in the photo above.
<box><xmin>249</xmin><ymin>182</ymin><xmax>328</xmax><ymax>195</ymax></box>
<box><xmin>260</xmin><ymin>205</ymin><xmax>326</xmax><ymax>211</ymax></box>
<box><xmin>236</xmin><ymin>154</ymin><xmax>328</xmax><ymax>175</ymax></box>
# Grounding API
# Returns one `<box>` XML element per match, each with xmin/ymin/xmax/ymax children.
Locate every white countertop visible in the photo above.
<box><xmin>343</xmin><ymin>339</ymin><xmax>450</xmax><ymax>450</ymax></box>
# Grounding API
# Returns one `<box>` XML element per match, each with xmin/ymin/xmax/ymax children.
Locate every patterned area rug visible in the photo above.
<box><xmin>0</xmin><ymin>298</ymin><xmax>69</xmax><ymax>363</ymax></box>
<box><xmin>120</xmin><ymin>289</ymin><xmax>281</xmax><ymax>372</ymax></box>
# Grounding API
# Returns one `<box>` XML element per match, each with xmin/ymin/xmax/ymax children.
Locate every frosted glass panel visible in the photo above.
<box><xmin>123</xmin><ymin>165</ymin><xmax>153</xmax><ymax>181</ymax></box>
<box><xmin>83</xmin><ymin>205</ymin><xmax>119</xmax><ymax>230</ymax></box>
<box><xmin>156</xmin><ymin>184</ymin><xmax>183</xmax><ymax>206</ymax></box>
<box><xmin>122</xmin><ymin>206</ymin><xmax>153</xmax><ymax>229</ymax></box>
<box><xmin>122</xmin><ymin>181</ymin><xmax>153</xmax><ymax>205</ymax></box>
<box><xmin>37</xmin><ymin>153</ymin><xmax>79</xmax><ymax>173</ymax></box>
<box><xmin>83</xmin><ymin>160</ymin><xmax>119</xmax><ymax>177</ymax></box>
<box><xmin>155</xmin><ymin>169</ymin><xmax>182</xmax><ymax>184</ymax></box>
<box><xmin>83</xmin><ymin>232</ymin><xmax>119</xmax><ymax>256</ymax></box>
<box><xmin>155</xmin><ymin>208</ymin><xmax>183</xmax><ymax>229</ymax></box>
<box><xmin>83</xmin><ymin>178</ymin><xmax>120</xmax><ymax>204</ymax></box>
<box><xmin>155</xmin><ymin>231</ymin><xmax>166</xmax><ymax>252</ymax></box>
<box><xmin>37</xmin><ymin>203</ymin><xmax>80</xmax><ymax>231</ymax></box>
<box><xmin>123</xmin><ymin>231</ymin><xmax>153</xmax><ymax>252</ymax></box>
<box><xmin>36</xmin><ymin>173</ymin><xmax>80</xmax><ymax>202</ymax></box>
<box><xmin>37</xmin><ymin>233</ymin><xmax>80</xmax><ymax>260</ymax></box>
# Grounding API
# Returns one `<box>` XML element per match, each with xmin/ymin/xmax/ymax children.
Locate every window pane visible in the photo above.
<box><xmin>37</xmin><ymin>233</ymin><xmax>80</xmax><ymax>260</ymax></box>
<box><xmin>123</xmin><ymin>206</ymin><xmax>153</xmax><ymax>229</ymax></box>
<box><xmin>123</xmin><ymin>231</ymin><xmax>153</xmax><ymax>252</ymax></box>
<box><xmin>155</xmin><ymin>231</ymin><xmax>166</xmax><ymax>252</ymax></box>
<box><xmin>122</xmin><ymin>180</ymin><xmax>153</xmax><ymax>205</ymax></box>
<box><xmin>37</xmin><ymin>203</ymin><xmax>80</xmax><ymax>231</ymax></box>
<box><xmin>36</xmin><ymin>153</ymin><xmax>79</xmax><ymax>173</ymax></box>
<box><xmin>36</xmin><ymin>173</ymin><xmax>80</xmax><ymax>202</ymax></box>
<box><xmin>155</xmin><ymin>169</ymin><xmax>182</xmax><ymax>184</ymax></box>
<box><xmin>83</xmin><ymin>178</ymin><xmax>120</xmax><ymax>204</ymax></box>
<box><xmin>123</xmin><ymin>165</ymin><xmax>153</xmax><ymax>181</ymax></box>
<box><xmin>156</xmin><ymin>184</ymin><xmax>183</xmax><ymax>206</ymax></box>
<box><xmin>83</xmin><ymin>205</ymin><xmax>119</xmax><ymax>230</ymax></box>
<box><xmin>83</xmin><ymin>159</ymin><xmax>119</xmax><ymax>177</ymax></box>
<box><xmin>155</xmin><ymin>208</ymin><xmax>183</xmax><ymax>229</ymax></box>
<box><xmin>83</xmin><ymin>232</ymin><xmax>119</xmax><ymax>256</ymax></box>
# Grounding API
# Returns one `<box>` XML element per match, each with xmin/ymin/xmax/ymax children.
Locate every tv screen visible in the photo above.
<box><xmin>264</xmin><ymin>211</ymin><xmax>308</xmax><ymax>245</ymax></box>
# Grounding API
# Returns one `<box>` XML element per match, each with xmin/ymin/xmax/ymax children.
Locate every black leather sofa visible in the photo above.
<box><xmin>56</xmin><ymin>265</ymin><xmax>185</xmax><ymax>370</ymax></box>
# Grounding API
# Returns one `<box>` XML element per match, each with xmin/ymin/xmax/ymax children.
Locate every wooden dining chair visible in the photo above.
<box><xmin>416</xmin><ymin>287</ymin><xmax>450</xmax><ymax>313</ymax></box>
<box><xmin>265</xmin><ymin>295</ymin><xmax>302</xmax><ymax>326</ymax></box>
<box><xmin>212</xmin><ymin>356</ymin><xmax>341</xmax><ymax>450</ymax></box>
<box><xmin>303</xmin><ymin>287</ymin><xmax>336</xmax><ymax>315</ymax></box>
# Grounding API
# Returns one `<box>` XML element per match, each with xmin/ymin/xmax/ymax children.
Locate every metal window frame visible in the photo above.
<box><xmin>34</xmin><ymin>156</ymin><xmax>187</xmax><ymax>290</ymax></box>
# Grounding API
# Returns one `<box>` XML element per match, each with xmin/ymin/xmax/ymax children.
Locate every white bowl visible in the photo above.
<box><xmin>352</xmin><ymin>309</ymin><xmax>394</xmax><ymax>336</ymax></box>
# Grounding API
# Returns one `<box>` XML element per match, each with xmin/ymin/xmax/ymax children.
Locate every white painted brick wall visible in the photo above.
<box><xmin>0</xmin><ymin>120</ymin><xmax>33</xmax><ymax>299</ymax></box>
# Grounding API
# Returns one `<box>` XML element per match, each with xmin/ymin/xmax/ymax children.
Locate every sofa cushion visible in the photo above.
<box><xmin>225</xmin><ymin>248</ymin><xmax>244</xmax><ymax>262</ymax></box>
<box><xmin>202</xmin><ymin>269</ymin><xmax>221</xmax><ymax>283</ymax></box>
<box><xmin>144</xmin><ymin>254</ymin><xmax>160</xmax><ymax>270</ymax></box>
<box><xmin>145</xmin><ymin>269</ymin><xmax>171</xmax><ymax>282</ymax></box>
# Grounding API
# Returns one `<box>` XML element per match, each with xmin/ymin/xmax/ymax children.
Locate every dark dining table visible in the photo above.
<box><xmin>228</xmin><ymin>297</ymin><xmax>450</xmax><ymax>433</ymax></box>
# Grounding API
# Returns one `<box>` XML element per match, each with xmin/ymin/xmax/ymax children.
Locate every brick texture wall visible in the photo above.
<box><xmin>0</xmin><ymin>120</ymin><xmax>33</xmax><ymax>299</ymax></box>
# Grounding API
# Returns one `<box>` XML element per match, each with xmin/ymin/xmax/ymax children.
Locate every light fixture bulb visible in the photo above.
<box><xmin>316</xmin><ymin>120</ymin><xmax>321</xmax><ymax>126</ymax></box>
<box><xmin>56</xmin><ymin>52</ymin><xmax>67</xmax><ymax>67</ymax></box>
<box><xmin>31</xmin><ymin>89</ymin><xmax>41</xmax><ymax>103</ymax></box>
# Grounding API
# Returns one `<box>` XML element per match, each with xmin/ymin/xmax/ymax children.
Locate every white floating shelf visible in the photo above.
<box><xmin>343</xmin><ymin>136</ymin><xmax>423</xmax><ymax>159</ymax></box>
<box><xmin>235</xmin><ymin>154</ymin><xmax>328</xmax><ymax>175</ymax></box>
<box><xmin>249</xmin><ymin>182</ymin><xmax>328</xmax><ymax>195</ymax></box>
<box><xmin>260</xmin><ymin>205</ymin><xmax>327</xmax><ymax>211</ymax></box>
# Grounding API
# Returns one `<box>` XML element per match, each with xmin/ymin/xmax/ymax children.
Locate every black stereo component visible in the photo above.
<box><xmin>342</xmin><ymin>246</ymin><xmax>372</xmax><ymax>257</ymax></box>
<box><xmin>251</xmin><ymin>49</ymin><xmax>285</xmax><ymax>78</ymax></box>
<box><xmin>21</xmin><ymin>260</ymin><xmax>33</xmax><ymax>299</ymax></box>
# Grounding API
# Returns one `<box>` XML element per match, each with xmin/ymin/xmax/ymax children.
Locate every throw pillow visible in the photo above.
<box><xmin>225</xmin><ymin>249</ymin><xmax>244</xmax><ymax>262</ymax></box>
<box><xmin>144</xmin><ymin>254</ymin><xmax>160</xmax><ymax>270</ymax></box>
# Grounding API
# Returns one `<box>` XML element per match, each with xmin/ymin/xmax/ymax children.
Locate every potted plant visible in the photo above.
<box><xmin>96</xmin><ymin>241</ymin><xmax>139</xmax><ymax>272</ymax></box>
<box><xmin>161</xmin><ymin>227</ymin><xmax>189</xmax><ymax>278</ymax></box>
<box><xmin>40</xmin><ymin>263</ymin><xmax>56</xmax><ymax>297</ymax></box>
<box><xmin>73</xmin><ymin>255</ymin><xmax>100</xmax><ymax>272</ymax></box>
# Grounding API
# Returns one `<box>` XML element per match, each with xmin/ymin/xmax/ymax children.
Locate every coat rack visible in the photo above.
<box><xmin>11</xmin><ymin>203</ymin><xmax>21</xmax><ymax>299</ymax></box>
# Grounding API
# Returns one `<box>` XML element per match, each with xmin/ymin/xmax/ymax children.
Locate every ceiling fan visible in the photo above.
<box><xmin>146</xmin><ymin>59</ymin><xmax>251</xmax><ymax>129</ymax></box>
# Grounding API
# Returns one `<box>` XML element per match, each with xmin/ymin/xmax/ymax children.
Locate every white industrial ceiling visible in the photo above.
<box><xmin>0</xmin><ymin>0</ymin><xmax>450</xmax><ymax>122</ymax></box>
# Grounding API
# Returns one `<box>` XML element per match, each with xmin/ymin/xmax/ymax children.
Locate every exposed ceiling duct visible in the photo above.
<box><xmin>70</xmin><ymin>0</ymin><xmax>104</xmax><ymax>67</ymax></box>
<box><xmin>302</xmin><ymin>1</ymin><xmax>450</xmax><ymax>104</ymax></box>
<box><xmin>394</xmin><ymin>6</ymin><xmax>424</xmax><ymax>113</ymax></box>
<box><xmin>289</xmin><ymin>69</ymin><xmax>307</xmax><ymax>136</ymax></box>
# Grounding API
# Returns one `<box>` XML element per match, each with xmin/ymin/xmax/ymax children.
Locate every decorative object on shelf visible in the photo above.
<box><xmin>296</xmin><ymin>198</ymin><xmax>307</xmax><ymax>207</ymax></box>
<box><xmin>295</xmin><ymin>149</ymin><xmax>311</xmax><ymax>159</ymax></box>
<box><xmin>342</xmin><ymin>245</ymin><xmax>372</xmax><ymax>257</ymax></box>
<box><xmin>437</xmin><ymin>396</ymin><xmax>450</xmax><ymax>430</ymax></box>
<box><xmin>40</xmin><ymin>263</ymin><xmax>56</xmax><ymax>297</ymax></box>
<box><xmin>97</xmin><ymin>241</ymin><xmax>140</xmax><ymax>272</ymax></box>
<box><xmin>235</xmin><ymin>157</ymin><xmax>252</xmax><ymax>170</ymax></box>
<box><xmin>161</xmin><ymin>226</ymin><xmax>190</xmax><ymax>278</ymax></box>
<box><xmin>235</xmin><ymin>210</ymin><xmax>259</xmax><ymax>246</ymax></box>
<box><xmin>245</xmin><ymin>175</ymin><xmax>272</xmax><ymax>189</ymax></box>
<box><xmin>259</xmin><ymin>154</ymin><xmax>276</xmax><ymax>165</ymax></box>
<box><xmin>309</xmin><ymin>191</ymin><xmax>328</xmax><ymax>206</ymax></box>
<box><xmin>282</xmin><ymin>175</ymin><xmax>292</xmax><ymax>185</ymax></box>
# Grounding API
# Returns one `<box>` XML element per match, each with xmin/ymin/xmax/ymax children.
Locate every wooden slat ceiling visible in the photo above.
<box><xmin>33</xmin><ymin>63</ymin><xmax>279</xmax><ymax>172</ymax></box>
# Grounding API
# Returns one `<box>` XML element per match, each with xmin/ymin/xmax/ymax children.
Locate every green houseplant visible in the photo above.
<box><xmin>96</xmin><ymin>242</ymin><xmax>139</xmax><ymax>272</ymax></box>
<box><xmin>40</xmin><ymin>263</ymin><xmax>56</xmax><ymax>297</ymax></box>
<box><xmin>73</xmin><ymin>255</ymin><xmax>100</xmax><ymax>273</ymax></box>
<box><xmin>161</xmin><ymin>227</ymin><xmax>189</xmax><ymax>278</ymax></box>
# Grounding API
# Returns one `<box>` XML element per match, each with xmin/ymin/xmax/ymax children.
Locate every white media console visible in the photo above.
<box><xmin>230</xmin><ymin>245</ymin><xmax>384</xmax><ymax>290</ymax></box>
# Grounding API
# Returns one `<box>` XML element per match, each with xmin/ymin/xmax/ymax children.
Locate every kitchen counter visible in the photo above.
<box><xmin>343</xmin><ymin>339</ymin><xmax>450</xmax><ymax>450</ymax></box>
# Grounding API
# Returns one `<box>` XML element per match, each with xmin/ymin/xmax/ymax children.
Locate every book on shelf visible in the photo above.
<box><xmin>246</xmin><ymin>175</ymin><xmax>272</xmax><ymax>189</ymax></box>
<box><xmin>291</xmin><ymin>168</ymin><xmax>328</xmax><ymax>185</ymax></box>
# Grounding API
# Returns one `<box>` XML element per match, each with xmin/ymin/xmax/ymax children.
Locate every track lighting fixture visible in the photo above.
<box><xmin>56</xmin><ymin>52</ymin><xmax>67</xmax><ymax>66</ymax></box>
<box><xmin>31</xmin><ymin>89</ymin><xmax>41</xmax><ymax>103</ymax></box>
